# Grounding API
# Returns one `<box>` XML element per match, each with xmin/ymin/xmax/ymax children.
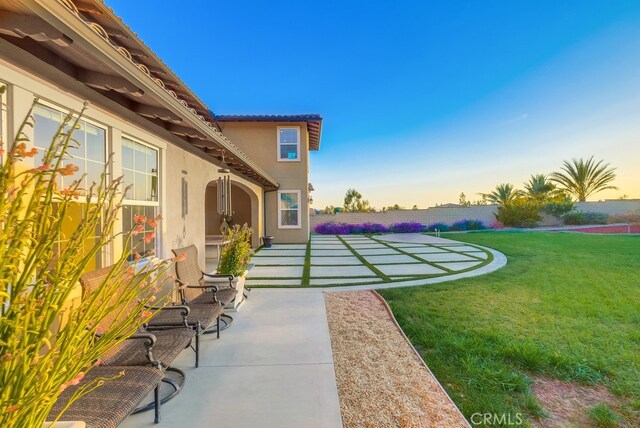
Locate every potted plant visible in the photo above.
<box><xmin>217</xmin><ymin>224</ymin><xmax>253</xmax><ymax>310</ymax></box>
<box><xmin>0</xmin><ymin>97</ymin><xmax>173</xmax><ymax>426</ymax></box>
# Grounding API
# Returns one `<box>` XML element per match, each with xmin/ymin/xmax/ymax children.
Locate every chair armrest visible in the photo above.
<box><xmin>203</xmin><ymin>272</ymin><xmax>234</xmax><ymax>281</ymax></box>
<box><xmin>203</xmin><ymin>273</ymin><xmax>234</xmax><ymax>289</ymax></box>
<box><xmin>128</xmin><ymin>333</ymin><xmax>161</xmax><ymax>367</ymax></box>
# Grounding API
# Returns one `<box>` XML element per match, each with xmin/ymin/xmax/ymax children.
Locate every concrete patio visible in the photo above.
<box><xmin>120</xmin><ymin>233</ymin><xmax>506</xmax><ymax>427</ymax></box>
<box><xmin>120</xmin><ymin>290</ymin><xmax>344</xmax><ymax>428</ymax></box>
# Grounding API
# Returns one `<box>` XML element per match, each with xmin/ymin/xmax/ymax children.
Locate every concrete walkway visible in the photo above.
<box><xmin>120</xmin><ymin>289</ymin><xmax>343</xmax><ymax>428</ymax></box>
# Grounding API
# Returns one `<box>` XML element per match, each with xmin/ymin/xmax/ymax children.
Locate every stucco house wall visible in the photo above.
<box><xmin>0</xmin><ymin>53</ymin><xmax>263</xmax><ymax>268</ymax></box>
<box><xmin>220</xmin><ymin>122</ymin><xmax>311</xmax><ymax>243</ymax></box>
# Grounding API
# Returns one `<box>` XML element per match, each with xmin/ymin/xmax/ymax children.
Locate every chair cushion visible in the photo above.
<box><xmin>102</xmin><ymin>328</ymin><xmax>195</xmax><ymax>368</ymax></box>
<box><xmin>190</xmin><ymin>287</ymin><xmax>237</xmax><ymax>306</ymax></box>
<box><xmin>48</xmin><ymin>366</ymin><xmax>163</xmax><ymax>428</ymax></box>
<box><xmin>148</xmin><ymin>305</ymin><xmax>223</xmax><ymax>331</ymax></box>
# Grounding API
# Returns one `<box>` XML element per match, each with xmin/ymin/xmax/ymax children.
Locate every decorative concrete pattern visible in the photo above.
<box><xmin>247</xmin><ymin>233</ymin><xmax>506</xmax><ymax>290</ymax></box>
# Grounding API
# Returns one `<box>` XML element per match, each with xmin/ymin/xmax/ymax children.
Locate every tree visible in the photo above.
<box><xmin>458</xmin><ymin>192</ymin><xmax>471</xmax><ymax>207</ymax></box>
<box><xmin>524</xmin><ymin>174</ymin><xmax>556</xmax><ymax>203</ymax></box>
<box><xmin>550</xmin><ymin>157</ymin><xmax>617</xmax><ymax>202</ymax></box>
<box><xmin>383</xmin><ymin>204</ymin><xmax>403</xmax><ymax>211</ymax></box>
<box><xmin>343</xmin><ymin>188</ymin><xmax>373</xmax><ymax>212</ymax></box>
<box><xmin>480</xmin><ymin>183</ymin><xmax>522</xmax><ymax>206</ymax></box>
<box><xmin>412</xmin><ymin>205</ymin><xmax>418</xmax><ymax>210</ymax></box>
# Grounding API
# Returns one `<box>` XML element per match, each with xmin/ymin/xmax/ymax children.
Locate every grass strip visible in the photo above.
<box><xmin>337</xmin><ymin>235</ymin><xmax>391</xmax><ymax>281</ymax></box>
<box><xmin>369</xmin><ymin>238</ymin><xmax>456</xmax><ymax>274</ymax></box>
<box><xmin>301</xmin><ymin>239</ymin><xmax>311</xmax><ymax>286</ymax></box>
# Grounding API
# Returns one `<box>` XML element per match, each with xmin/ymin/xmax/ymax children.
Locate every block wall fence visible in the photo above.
<box><xmin>309</xmin><ymin>200</ymin><xmax>640</xmax><ymax>230</ymax></box>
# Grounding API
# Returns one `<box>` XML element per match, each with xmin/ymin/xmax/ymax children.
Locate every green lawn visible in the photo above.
<box><xmin>379</xmin><ymin>232</ymin><xmax>640</xmax><ymax>426</ymax></box>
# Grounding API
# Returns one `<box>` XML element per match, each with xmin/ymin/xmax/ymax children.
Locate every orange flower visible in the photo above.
<box><xmin>59</xmin><ymin>164</ymin><xmax>79</xmax><ymax>176</ymax></box>
<box><xmin>61</xmin><ymin>188</ymin><xmax>81</xmax><ymax>200</ymax></box>
<box><xmin>134</xmin><ymin>214</ymin><xmax>147</xmax><ymax>224</ymax></box>
<box><xmin>147</xmin><ymin>218</ymin><xmax>158</xmax><ymax>228</ymax></box>
<box><xmin>12</xmin><ymin>143</ymin><xmax>38</xmax><ymax>158</ymax></box>
<box><xmin>139</xmin><ymin>310</ymin><xmax>152</xmax><ymax>319</ymax></box>
<box><xmin>131</xmin><ymin>224</ymin><xmax>144</xmax><ymax>235</ymax></box>
<box><xmin>148</xmin><ymin>295</ymin><xmax>157</xmax><ymax>302</ymax></box>
<box><xmin>144</xmin><ymin>231</ymin><xmax>155</xmax><ymax>244</ymax></box>
<box><xmin>6</xmin><ymin>404</ymin><xmax>20</xmax><ymax>413</ymax></box>
<box><xmin>172</xmin><ymin>252</ymin><xmax>187</xmax><ymax>262</ymax></box>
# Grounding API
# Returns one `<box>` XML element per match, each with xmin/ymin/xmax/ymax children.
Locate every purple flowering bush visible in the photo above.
<box><xmin>389</xmin><ymin>222</ymin><xmax>425</xmax><ymax>233</ymax></box>
<box><xmin>314</xmin><ymin>222</ymin><xmax>389</xmax><ymax>235</ymax></box>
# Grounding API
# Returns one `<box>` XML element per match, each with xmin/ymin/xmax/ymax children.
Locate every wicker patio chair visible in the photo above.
<box><xmin>79</xmin><ymin>265</ymin><xmax>200</xmax><ymax>363</ymax></box>
<box><xmin>172</xmin><ymin>244</ymin><xmax>238</xmax><ymax>306</ymax></box>
<box><xmin>79</xmin><ymin>265</ymin><xmax>198</xmax><ymax>415</ymax></box>
<box><xmin>172</xmin><ymin>245</ymin><xmax>238</xmax><ymax>332</ymax></box>
<box><xmin>48</xmin><ymin>366</ymin><xmax>165</xmax><ymax>427</ymax></box>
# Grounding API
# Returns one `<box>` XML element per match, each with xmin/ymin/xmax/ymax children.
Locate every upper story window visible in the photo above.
<box><xmin>278</xmin><ymin>190</ymin><xmax>301</xmax><ymax>229</ymax></box>
<box><xmin>277</xmin><ymin>127</ymin><xmax>300</xmax><ymax>161</ymax></box>
<box><xmin>33</xmin><ymin>103</ymin><xmax>106</xmax><ymax>190</ymax></box>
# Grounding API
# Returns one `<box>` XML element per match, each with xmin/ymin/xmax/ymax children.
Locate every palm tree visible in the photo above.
<box><xmin>550</xmin><ymin>157</ymin><xmax>617</xmax><ymax>202</ymax></box>
<box><xmin>481</xmin><ymin>183</ymin><xmax>522</xmax><ymax>206</ymax></box>
<box><xmin>524</xmin><ymin>174</ymin><xmax>556</xmax><ymax>203</ymax></box>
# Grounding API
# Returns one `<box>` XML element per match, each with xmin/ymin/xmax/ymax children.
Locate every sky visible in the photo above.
<box><xmin>106</xmin><ymin>1</ymin><xmax>640</xmax><ymax>209</ymax></box>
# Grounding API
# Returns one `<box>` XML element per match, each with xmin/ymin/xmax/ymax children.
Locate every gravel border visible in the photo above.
<box><xmin>325</xmin><ymin>290</ymin><xmax>470</xmax><ymax>427</ymax></box>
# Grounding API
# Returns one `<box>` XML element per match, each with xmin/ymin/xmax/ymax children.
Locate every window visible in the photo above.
<box><xmin>122</xmin><ymin>137</ymin><xmax>160</xmax><ymax>260</ymax></box>
<box><xmin>33</xmin><ymin>103</ymin><xmax>106</xmax><ymax>191</ymax></box>
<box><xmin>278</xmin><ymin>190</ymin><xmax>301</xmax><ymax>229</ymax></box>
<box><xmin>33</xmin><ymin>103</ymin><xmax>107</xmax><ymax>270</ymax></box>
<box><xmin>277</xmin><ymin>127</ymin><xmax>300</xmax><ymax>161</ymax></box>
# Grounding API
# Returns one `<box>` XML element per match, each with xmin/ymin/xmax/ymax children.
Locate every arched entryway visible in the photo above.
<box><xmin>204</xmin><ymin>180</ymin><xmax>260</xmax><ymax>265</ymax></box>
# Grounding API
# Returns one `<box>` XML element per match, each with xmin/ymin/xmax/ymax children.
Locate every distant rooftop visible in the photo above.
<box><xmin>215</xmin><ymin>114</ymin><xmax>323</xmax><ymax>151</ymax></box>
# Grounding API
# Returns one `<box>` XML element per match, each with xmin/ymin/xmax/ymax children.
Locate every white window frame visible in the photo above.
<box><xmin>33</xmin><ymin>101</ymin><xmax>109</xmax><ymax>199</ymax></box>
<box><xmin>121</xmin><ymin>134</ymin><xmax>162</xmax><ymax>260</ymax></box>
<box><xmin>277</xmin><ymin>190</ymin><xmax>302</xmax><ymax>229</ymax></box>
<box><xmin>121</xmin><ymin>135</ymin><xmax>160</xmax><ymax>206</ymax></box>
<box><xmin>0</xmin><ymin>80</ymin><xmax>7</xmax><ymax>165</ymax></box>
<box><xmin>277</xmin><ymin>126</ymin><xmax>300</xmax><ymax>162</ymax></box>
<box><xmin>32</xmin><ymin>101</ymin><xmax>109</xmax><ymax>268</ymax></box>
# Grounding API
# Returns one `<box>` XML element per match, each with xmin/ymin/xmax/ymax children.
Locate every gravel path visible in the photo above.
<box><xmin>325</xmin><ymin>290</ymin><xmax>470</xmax><ymax>428</ymax></box>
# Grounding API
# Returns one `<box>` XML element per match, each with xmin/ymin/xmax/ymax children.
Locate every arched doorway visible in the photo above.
<box><xmin>204</xmin><ymin>180</ymin><xmax>260</xmax><ymax>265</ymax></box>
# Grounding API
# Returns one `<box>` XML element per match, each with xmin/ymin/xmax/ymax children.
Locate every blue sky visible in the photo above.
<box><xmin>107</xmin><ymin>1</ymin><xmax>640</xmax><ymax>208</ymax></box>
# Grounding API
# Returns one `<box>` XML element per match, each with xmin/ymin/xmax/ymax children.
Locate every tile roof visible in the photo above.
<box><xmin>215</xmin><ymin>115</ymin><xmax>323</xmax><ymax>150</ymax></box>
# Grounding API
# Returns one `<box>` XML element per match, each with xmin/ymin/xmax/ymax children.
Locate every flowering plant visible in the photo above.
<box><xmin>218</xmin><ymin>224</ymin><xmax>253</xmax><ymax>276</ymax></box>
<box><xmin>0</xmin><ymin>98</ymin><xmax>173</xmax><ymax>426</ymax></box>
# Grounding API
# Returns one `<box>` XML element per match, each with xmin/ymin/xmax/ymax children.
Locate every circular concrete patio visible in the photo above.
<box><xmin>247</xmin><ymin>233</ymin><xmax>507</xmax><ymax>291</ymax></box>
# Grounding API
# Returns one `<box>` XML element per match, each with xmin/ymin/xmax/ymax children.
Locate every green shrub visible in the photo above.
<box><xmin>495</xmin><ymin>200</ymin><xmax>542</xmax><ymax>228</ymax></box>
<box><xmin>562</xmin><ymin>211</ymin><xmax>608</xmax><ymax>225</ymax></box>
<box><xmin>218</xmin><ymin>224</ymin><xmax>253</xmax><ymax>276</ymax></box>
<box><xmin>542</xmin><ymin>199</ymin><xmax>574</xmax><ymax>219</ymax></box>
